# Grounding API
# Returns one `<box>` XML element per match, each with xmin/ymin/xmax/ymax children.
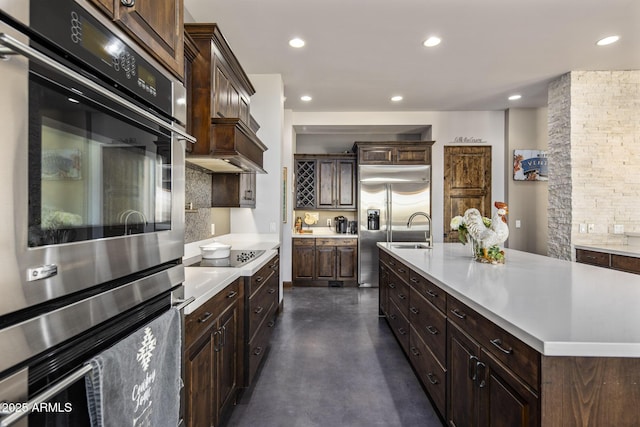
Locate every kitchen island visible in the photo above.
<box><xmin>378</xmin><ymin>242</ymin><xmax>640</xmax><ymax>426</ymax></box>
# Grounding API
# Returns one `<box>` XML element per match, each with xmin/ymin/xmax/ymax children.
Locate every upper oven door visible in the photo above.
<box><xmin>0</xmin><ymin>2</ymin><xmax>191</xmax><ymax>318</ymax></box>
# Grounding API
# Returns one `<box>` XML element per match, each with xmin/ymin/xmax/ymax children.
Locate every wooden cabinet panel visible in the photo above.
<box><xmin>379</xmin><ymin>263</ymin><xmax>389</xmax><ymax>316</ymax></box>
<box><xmin>388</xmin><ymin>299</ymin><xmax>410</xmax><ymax>354</ymax></box>
<box><xmin>396</xmin><ymin>146</ymin><xmax>431</xmax><ymax>164</ymax></box>
<box><xmin>217</xmin><ymin>305</ymin><xmax>239</xmax><ymax>420</ymax></box>
<box><xmin>358</xmin><ymin>146</ymin><xmax>393</xmax><ymax>164</ymax></box>
<box><xmin>409</xmin><ymin>270</ymin><xmax>446</xmax><ymax>313</ymax></box>
<box><xmin>315</xmin><ymin>246</ymin><xmax>336</xmax><ymax>280</ymax></box>
<box><xmin>292</xmin><ymin>239</ymin><xmax>315</xmax><ymax>281</ymax></box>
<box><xmin>388</xmin><ymin>270</ymin><xmax>410</xmax><ymax>319</ymax></box>
<box><xmin>611</xmin><ymin>254</ymin><xmax>640</xmax><ymax>274</ymax></box>
<box><xmin>294</xmin><ymin>238</ymin><xmax>357</xmax><ymax>285</ymax></box>
<box><xmin>409</xmin><ymin>288</ymin><xmax>446</xmax><ymax>364</ymax></box>
<box><xmin>354</xmin><ymin>141</ymin><xmax>434</xmax><ymax>165</ymax></box>
<box><xmin>447</xmin><ymin>320</ymin><xmax>478</xmax><ymax>427</ymax></box>
<box><xmin>88</xmin><ymin>0</ymin><xmax>114</xmax><ymax>15</ymax></box>
<box><xmin>112</xmin><ymin>0</ymin><xmax>184</xmax><ymax>79</ymax></box>
<box><xmin>575</xmin><ymin>249</ymin><xmax>610</xmax><ymax>267</ymax></box>
<box><xmin>336</xmin><ymin>246</ymin><xmax>357</xmax><ymax>280</ymax></box>
<box><xmin>185</xmin><ymin>334</ymin><xmax>213</xmax><ymax>427</ymax></box>
<box><xmin>410</xmin><ymin>326</ymin><xmax>446</xmax><ymax>417</ymax></box>
<box><xmin>336</xmin><ymin>160</ymin><xmax>356</xmax><ymax>209</ymax></box>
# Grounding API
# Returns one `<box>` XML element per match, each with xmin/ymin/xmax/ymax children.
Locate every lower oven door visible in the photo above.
<box><xmin>0</xmin><ymin>273</ymin><xmax>193</xmax><ymax>427</ymax></box>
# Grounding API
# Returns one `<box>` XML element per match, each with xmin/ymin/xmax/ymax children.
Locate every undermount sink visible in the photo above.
<box><xmin>390</xmin><ymin>243</ymin><xmax>432</xmax><ymax>249</ymax></box>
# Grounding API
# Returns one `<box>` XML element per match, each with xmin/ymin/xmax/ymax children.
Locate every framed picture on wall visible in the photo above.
<box><xmin>513</xmin><ymin>150</ymin><xmax>548</xmax><ymax>181</ymax></box>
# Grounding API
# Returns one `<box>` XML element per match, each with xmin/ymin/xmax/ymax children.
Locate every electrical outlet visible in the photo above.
<box><xmin>211</xmin><ymin>223</ymin><xmax>215</xmax><ymax>235</ymax></box>
<box><xmin>515</xmin><ymin>220</ymin><xmax>521</xmax><ymax>229</ymax></box>
<box><xmin>614</xmin><ymin>224</ymin><xmax>624</xmax><ymax>234</ymax></box>
<box><xmin>579</xmin><ymin>224</ymin><xmax>587</xmax><ymax>234</ymax></box>
<box><xmin>327</xmin><ymin>218</ymin><xmax>332</xmax><ymax>227</ymax></box>
<box><xmin>269</xmin><ymin>222</ymin><xmax>276</xmax><ymax>232</ymax></box>
<box><xmin>588</xmin><ymin>223</ymin><xmax>595</xmax><ymax>233</ymax></box>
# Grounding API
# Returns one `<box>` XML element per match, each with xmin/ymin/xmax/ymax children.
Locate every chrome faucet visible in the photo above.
<box><xmin>407</xmin><ymin>212</ymin><xmax>432</xmax><ymax>247</ymax></box>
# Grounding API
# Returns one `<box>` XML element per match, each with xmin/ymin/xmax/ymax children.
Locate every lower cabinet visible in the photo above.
<box><xmin>244</xmin><ymin>252</ymin><xmax>280</xmax><ymax>386</ymax></box>
<box><xmin>293</xmin><ymin>237</ymin><xmax>357</xmax><ymax>286</ymax></box>
<box><xmin>185</xmin><ymin>279</ymin><xmax>242</xmax><ymax>427</ymax></box>
<box><xmin>576</xmin><ymin>248</ymin><xmax>640</xmax><ymax>274</ymax></box>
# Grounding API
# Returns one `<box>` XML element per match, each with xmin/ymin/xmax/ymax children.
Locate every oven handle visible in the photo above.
<box><xmin>172</xmin><ymin>296</ymin><xmax>195</xmax><ymax>311</ymax></box>
<box><xmin>0</xmin><ymin>32</ymin><xmax>196</xmax><ymax>144</ymax></box>
<box><xmin>0</xmin><ymin>365</ymin><xmax>93</xmax><ymax>427</ymax></box>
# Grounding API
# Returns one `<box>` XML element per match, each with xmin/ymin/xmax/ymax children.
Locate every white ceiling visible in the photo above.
<box><xmin>184</xmin><ymin>0</ymin><xmax>640</xmax><ymax>113</ymax></box>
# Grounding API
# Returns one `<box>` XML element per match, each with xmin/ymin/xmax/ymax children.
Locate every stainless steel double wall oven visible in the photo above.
<box><xmin>0</xmin><ymin>0</ymin><xmax>194</xmax><ymax>425</ymax></box>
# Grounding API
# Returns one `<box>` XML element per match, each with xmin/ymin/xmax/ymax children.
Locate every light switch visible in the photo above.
<box><xmin>211</xmin><ymin>224</ymin><xmax>215</xmax><ymax>235</ymax></box>
<box><xmin>579</xmin><ymin>224</ymin><xmax>587</xmax><ymax>233</ymax></box>
<box><xmin>588</xmin><ymin>223</ymin><xmax>595</xmax><ymax>233</ymax></box>
<box><xmin>515</xmin><ymin>220</ymin><xmax>521</xmax><ymax>229</ymax></box>
<box><xmin>614</xmin><ymin>224</ymin><xmax>624</xmax><ymax>234</ymax></box>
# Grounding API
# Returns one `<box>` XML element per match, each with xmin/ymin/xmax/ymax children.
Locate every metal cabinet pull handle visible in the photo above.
<box><xmin>410</xmin><ymin>347</ymin><xmax>420</xmax><ymax>357</ymax></box>
<box><xmin>410</xmin><ymin>277</ymin><xmax>418</xmax><ymax>283</ymax></box>
<box><xmin>426</xmin><ymin>290</ymin><xmax>437</xmax><ymax>298</ymax></box>
<box><xmin>255</xmin><ymin>276</ymin><xmax>264</xmax><ymax>283</ymax></box>
<box><xmin>426</xmin><ymin>325</ymin><xmax>439</xmax><ymax>335</ymax></box>
<box><xmin>398</xmin><ymin>327</ymin><xmax>407</xmax><ymax>335</ymax></box>
<box><xmin>410</xmin><ymin>307</ymin><xmax>419</xmax><ymax>315</ymax></box>
<box><xmin>220</xmin><ymin>325</ymin><xmax>226</xmax><ymax>348</ymax></box>
<box><xmin>268</xmin><ymin>288</ymin><xmax>276</xmax><ymax>294</ymax></box>
<box><xmin>490</xmin><ymin>338</ymin><xmax>513</xmax><ymax>354</ymax></box>
<box><xmin>253</xmin><ymin>346</ymin><xmax>263</xmax><ymax>356</ymax></box>
<box><xmin>450</xmin><ymin>308</ymin><xmax>466</xmax><ymax>319</ymax></box>
<box><xmin>397</xmin><ymin>268</ymin><xmax>406</xmax><ymax>273</ymax></box>
<box><xmin>398</xmin><ymin>293</ymin><xmax>407</xmax><ymax>300</ymax></box>
<box><xmin>389</xmin><ymin>283</ymin><xmax>396</xmax><ymax>289</ymax></box>
<box><xmin>469</xmin><ymin>355</ymin><xmax>479</xmax><ymax>381</ymax></box>
<box><xmin>227</xmin><ymin>291</ymin><xmax>238</xmax><ymax>298</ymax></box>
<box><xmin>121</xmin><ymin>0</ymin><xmax>135</xmax><ymax>6</ymax></box>
<box><xmin>427</xmin><ymin>372</ymin><xmax>439</xmax><ymax>385</ymax></box>
<box><xmin>213</xmin><ymin>330</ymin><xmax>221</xmax><ymax>352</ymax></box>
<box><xmin>267</xmin><ymin>321</ymin><xmax>275</xmax><ymax>328</ymax></box>
<box><xmin>477</xmin><ymin>361</ymin><xmax>487</xmax><ymax>388</ymax></box>
<box><xmin>254</xmin><ymin>306</ymin><xmax>264</xmax><ymax>314</ymax></box>
<box><xmin>389</xmin><ymin>314</ymin><xmax>397</xmax><ymax>320</ymax></box>
<box><xmin>198</xmin><ymin>312</ymin><xmax>213</xmax><ymax>323</ymax></box>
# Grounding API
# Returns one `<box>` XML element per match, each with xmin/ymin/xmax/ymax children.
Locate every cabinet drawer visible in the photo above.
<box><xmin>611</xmin><ymin>254</ymin><xmax>640</xmax><ymax>274</ymax></box>
<box><xmin>333</xmin><ymin>238</ymin><xmax>357</xmax><ymax>247</ymax></box>
<box><xmin>409</xmin><ymin>288</ymin><xmax>446</xmax><ymax>364</ymax></box>
<box><xmin>409</xmin><ymin>326</ymin><xmax>446</xmax><ymax>416</ymax></box>
<box><xmin>387</xmin><ymin>299</ymin><xmax>410</xmax><ymax>354</ymax></box>
<box><xmin>249</xmin><ymin>259</ymin><xmax>275</xmax><ymax>297</ymax></box>
<box><xmin>293</xmin><ymin>238</ymin><xmax>315</xmax><ymax>247</ymax></box>
<box><xmin>388</xmin><ymin>271</ymin><xmax>410</xmax><ymax>318</ymax></box>
<box><xmin>185</xmin><ymin>279</ymin><xmax>240</xmax><ymax>347</ymax></box>
<box><xmin>386</xmin><ymin>256</ymin><xmax>410</xmax><ymax>283</ymax></box>
<box><xmin>576</xmin><ymin>249</ymin><xmax>610</xmax><ymax>267</ymax></box>
<box><xmin>248</xmin><ymin>284</ymin><xmax>276</xmax><ymax>341</ymax></box>
<box><xmin>247</xmin><ymin>321</ymin><xmax>271</xmax><ymax>384</ymax></box>
<box><xmin>447</xmin><ymin>295</ymin><xmax>540</xmax><ymax>390</ymax></box>
<box><xmin>409</xmin><ymin>270</ymin><xmax>446</xmax><ymax>313</ymax></box>
<box><xmin>379</xmin><ymin>250</ymin><xmax>391</xmax><ymax>267</ymax></box>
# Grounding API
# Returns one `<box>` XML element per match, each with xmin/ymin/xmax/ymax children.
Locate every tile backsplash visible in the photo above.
<box><xmin>185</xmin><ymin>166</ymin><xmax>213</xmax><ymax>243</ymax></box>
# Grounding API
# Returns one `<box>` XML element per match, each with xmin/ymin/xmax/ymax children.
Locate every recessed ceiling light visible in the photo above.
<box><xmin>289</xmin><ymin>38</ymin><xmax>305</xmax><ymax>48</ymax></box>
<box><xmin>508</xmin><ymin>94</ymin><xmax>522</xmax><ymax>101</ymax></box>
<box><xmin>423</xmin><ymin>36</ymin><xmax>441</xmax><ymax>47</ymax></box>
<box><xmin>391</xmin><ymin>95</ymin><xmax>403</xmax><ymax>102</ymax></box>
<box><xmin>596</xmin><ymin>35</ymin><xmax>620</xmax><ymax>46</ymax></box>
<box><xmin>300</xmin><ymin>95</ymin><xmax>312</xmax><ymax>102</ymax></box>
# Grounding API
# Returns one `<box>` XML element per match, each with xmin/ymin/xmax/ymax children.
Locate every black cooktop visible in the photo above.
<box><xmin>191</xmin><ymin>250</ymin><xmax>265</xmax><ymax>268</ymax></box>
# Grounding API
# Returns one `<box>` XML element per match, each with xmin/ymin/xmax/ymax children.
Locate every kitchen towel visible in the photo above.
<box><xmin>85</xmin><ymin>308</ymin><xmax>182</xmax><ymax>427</ymax></box>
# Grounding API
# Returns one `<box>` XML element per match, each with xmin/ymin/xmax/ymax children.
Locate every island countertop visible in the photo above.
<box><xmin>378</xmin><ymin>242</ymin><xmax>640</xmax><ymax>357</ymax></box>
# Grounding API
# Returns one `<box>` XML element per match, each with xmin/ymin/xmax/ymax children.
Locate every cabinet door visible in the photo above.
<box><xmin>336</xmin><ymin>160</ymin><xmax>356</xmax><ymax>209</ymax></box>
<box><xmin>478</xmin><ymin>349</ymin><xmax>538</xmax><ymax>427</ymax></box>
<box><xmin>336</xmin><ymin>245</ymin><xmax>357</xmax><ymax>280</ymax></box>
<box><xmin>315</xmin><ymin>246</ymin><xmax>336</xmax><ymax>280</ymax></box>
<box><xmin>395</xmin><ymin>145</ymin><xmax>431</xmax><ymax>164</ymax></box>
<box><xmin>88</xmin><ymin>0</ymin><xmax>115</xmax><ymax>15</ymax></box>
<box><xmin>316</xmin><ymin>160</ymin><xmax>336</xmax><ymax>208</ymax></box>
<box><xmin>214</xmin><ymin>66</ymin><xmax>230</xmax><ymax>118</ymax></box>
<box><xmin>379</xmin><ymin>264</ymin><xmax>389</xmax><ymax>315</ymax></box>
<box><xmin>216</xmin><ymin>305</ymin><xmax>239</xmax><ymax>422</ymax></box>
<box><xmin>113</xmin><ymin>0</ymin><xmax>184</xmax><ymax>79</ymax></box>
<box><xmin>292</xmin><ymin>240</ymin><xmax>315</xmax><ymax>280</ymax></box>
<box><xmin>239</xmin><ymin>173</ymin><xmax>256</xmax><ymax>208</ymax></box>
<box><xmin>185</xmin><ymin>333</ymin><xmax>214</xmax><ymax>427</ymax></box>
<box><xmin>359</xmin><ymin>146</ymin><xmax>393</xmax><ymax>164</ymax></box>
<box><xmin>448</xmin><ymin>321</ymin><xmax>480</xmax><ymax>427</ymax></box>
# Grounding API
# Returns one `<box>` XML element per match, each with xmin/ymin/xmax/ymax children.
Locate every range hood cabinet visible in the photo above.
<box><xmin>186</xmin><ymin>118</ymin><xmax>268</xmax><ymax>174</ymax></box>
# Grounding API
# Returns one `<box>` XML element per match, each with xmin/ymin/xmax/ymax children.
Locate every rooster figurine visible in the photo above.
<box><xmin>463</xmin><ymin>202</ymin><xmax>509</xmax><ymax>261</ymax></box>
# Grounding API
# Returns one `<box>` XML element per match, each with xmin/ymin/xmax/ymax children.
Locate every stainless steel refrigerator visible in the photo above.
<box><xmin>358</xmin><ymin>164</ymin><xmax>431</xmax><ymax>287</ymax></box>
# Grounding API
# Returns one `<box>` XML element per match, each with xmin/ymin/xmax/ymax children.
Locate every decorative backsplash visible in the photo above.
<box><xmin>185</xmin><ymin>166</ymin><xmax>213</xmax><ymax>243</ymax></box>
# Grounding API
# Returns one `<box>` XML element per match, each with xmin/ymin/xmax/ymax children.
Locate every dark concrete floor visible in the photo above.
<box><xmin>227</xmin><ymin>287</ymin><xmax>444</xmax><ymax>427</ymax></box>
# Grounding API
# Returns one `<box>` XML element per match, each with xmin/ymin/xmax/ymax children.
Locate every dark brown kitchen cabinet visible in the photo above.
<box><xmin>185</xmin><ymin>279</ymin><xmax>242</xmax><ymax>427</ymax></box>
<box><xmin>88</xmin><ymin>0</ymin><xmax>184</xmax><ymax>79</ymax></box>
<box><xmin>244</xmin><ymin>252</ymin><xmax>280</xmax><ymax>386</ymax></box>
<box><xmin>211</xmin><ymin>173</ymin><xmax>256</xmax><ymax>208</ymax></box>
<box><xmin>293</xmin><ymin>238</ymin><xmax>357</xmax><ymax>286</ymax></box>
<box><xmin>294</xmin><ymin>154</ymin><xmax>356</xmax><ymax>211</ymax></box>
<box><xmin>353</xmin><ymin>141</ymin><xmax>434</xmax><ymax>165</ymax></box>
<box><xmin>448</xmin><ymin>321</ymin><xmax>538</xmax><ymax>427</ymax></box>
<box><xmin>317</xmin><ymin>159</ymin><xmax>357</xmax><ymax>210</ymax></box>
<box><xmin>576</xmin><ymin>248</ymin><xmax>640</xmax><ymax>274</ymax></box>
<box><xmin>292</xmin><ymin>238</ymin><xmax>315</xmax><ymax>281</ymax></box>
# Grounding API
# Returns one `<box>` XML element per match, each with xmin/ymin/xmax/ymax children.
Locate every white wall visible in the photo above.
<box><xmin>230</xmin><ymin>75</ymin><xmax>284</xmax><ymax>235</ymax></box>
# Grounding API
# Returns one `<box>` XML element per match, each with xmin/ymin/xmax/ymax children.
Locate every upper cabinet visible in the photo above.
<box><xmin>353</xmin><ymin>141</ymin><xmax>434</xmax><ymax>165</ymax></box>
<box><xmin>295</xmin><ymin>154</ymin><xmax>357</xmax><ymax>211</ymax></box>
<box><xmin>184</xmin><ymin>24</ymin><xmax>266</xmax><ymax>173</ymax></box>
<box><xmin>88</xmin><ymin>0</ymin><xmax>184</xmax><ymax>80</ymax></box>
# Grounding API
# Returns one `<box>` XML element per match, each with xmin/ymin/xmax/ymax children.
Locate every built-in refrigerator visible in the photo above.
<box><xmin>358</xmin><ymin>165</ymin><xmax>431</xmax><ymax>287</ymax></box>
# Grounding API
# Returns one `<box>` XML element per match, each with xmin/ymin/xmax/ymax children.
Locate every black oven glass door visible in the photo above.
<box><xmin>28</xmin><ymin>63</ymin><xmax>172</xmax><ymax>247</ymax></box>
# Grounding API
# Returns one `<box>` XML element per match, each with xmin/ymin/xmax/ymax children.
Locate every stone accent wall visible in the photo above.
<box><xmin>548</xmin><ymin>71</ymin><xmax>640</xmax><ymax>260</ymax></box>
<box><xmin>184</xmin><ymin>166</ymin><xmax>213</xmax><ymax>243</ymax></box>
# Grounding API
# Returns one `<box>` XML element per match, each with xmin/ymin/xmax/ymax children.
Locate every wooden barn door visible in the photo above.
<box><xmin>443</xmin><ymin>146</ymin><xmax>492</xmax><ymax>242</ymax></box>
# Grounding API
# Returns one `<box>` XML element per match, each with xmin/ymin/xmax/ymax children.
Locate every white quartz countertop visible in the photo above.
<box><xmin>182</xmin><ymin>234</ymin><xmax>280</xmax><ymax>314</ymax></box>
<box><xmin>378</xmin><ymin>242</ymin><xmax>640</xmax><ymax>357</ymax></box>
<box><xmin>574</xmin><ymin>243</ymin><xmax>640</xmax><ymax>258</ymax></box>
